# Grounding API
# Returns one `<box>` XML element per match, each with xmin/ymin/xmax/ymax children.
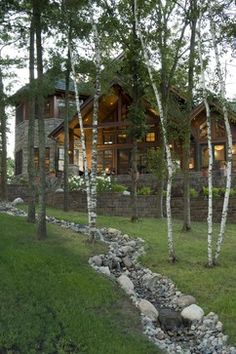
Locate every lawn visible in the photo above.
<box><xmin>0</xmin><ymin>212</ymin><xmax>162</xmax><ymax>354</ymax></box>
<box><xmin>38</xmin><ymin>206</ymin><xmax>236</xmax><ymax>346</ymax></box>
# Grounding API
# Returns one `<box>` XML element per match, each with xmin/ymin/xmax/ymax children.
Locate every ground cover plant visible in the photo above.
<box><xmin>0</xmin><ymin>213</ymin><xmax>162</xmax><ymax>354</ymax></box>
<box><xmin>30</xmin><ymin>205</ymin><xmax>236</xmax><ymax>346</ymax></box>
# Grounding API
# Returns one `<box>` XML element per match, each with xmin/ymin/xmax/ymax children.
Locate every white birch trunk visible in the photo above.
<box><xmin>70</xmin><ymin>46</ymin><xmax>91</xmax><ymax>225</ymax></box>
<box><xmin>134</xmin><ymin>0</ymin><xmax>176</xmax><ymax>262</ymax></box>
<box><xmin>88</xmin><ymin>1</ymin><xmax>101</xmax><ymax>241</ymax></box>
<box><xmin>210</xmin><ymin>14</ymin><xmax>233</xmax><ymax>264</ymax></box>
<box><xmin>197</xmin><ymin>14</ymin><xmax>213</xmax><ymax>267</ymax></box>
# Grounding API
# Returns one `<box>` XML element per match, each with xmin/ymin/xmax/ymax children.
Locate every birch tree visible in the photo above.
<box><xmin>87</xmin><ymin>0</ymin><xmax>101</xmax><ymax>240</ymax></box>
<box><xmin>209</xmin><ymin>8</ymin><xmax>233</xmax><ymax>264</ymax></box>
<box><xmin>134</xmin><ymin>0</ymin><xmax>176</xmax><ymax>262</ymax></box>
<box><xmin>197</xmin><ymin>12</ymin><xmax>214</xmax><ymax>267</ymax></box>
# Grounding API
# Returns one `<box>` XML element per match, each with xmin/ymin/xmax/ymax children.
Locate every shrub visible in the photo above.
<box><xmin>138</xmin><ymin>186</ymin><xmax>152</xmax><ymax>196</ymax></box>
<box><xmin>202</xmin><ymin>186</ymin><xmax>221</xmax><ymax>198</ymax></box>
<box><xmin>68</xmin><ymin>176</ymin><xmax>85</xmax><ymax>191</ymax></box>
<box><xmin>190</xmin><ymin>188</ymin><xmax>199</xmax><ymax>198</ymax></box>
<box><xmin>111</xmin><ymin>183</ymin><xmax>127</xmax><ymax>193</ymax></box>
<box><xmin>96</xmin><ymin>174</ymin><xmax>112</xmax><ymax>192</ymax></box>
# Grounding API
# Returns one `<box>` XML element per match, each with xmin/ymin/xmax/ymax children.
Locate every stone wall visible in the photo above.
<box><xmin>4</xmin><ymin>184</ymin><xmax>236</xmax><ymax>223</ymax></box>
<box><xmin>15</xmin><ymin>118</ymin><xmax>63</xmax><ymax>175</ymax></box>
<box><xmin>46</xmin><ymin>190</ymin><xmax>236</xmax><ymax>223</ymax></box>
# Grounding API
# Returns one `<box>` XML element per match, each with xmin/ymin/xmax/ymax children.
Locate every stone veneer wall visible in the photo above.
<box><xmin>4</xmin><ymin>184</ymin><xmax>236</xmax><ymax>223</ymax></box>
<box><xmin>45</xmin><ymin>191</ymin><xmax>236</xmax><ymax>223</ymax></box>
<box><xmin>15</xmin><ymin>118</ymin><xmax>63</xmax><ymax>175</ymax></box>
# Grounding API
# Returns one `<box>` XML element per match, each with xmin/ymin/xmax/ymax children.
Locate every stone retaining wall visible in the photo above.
<box><xmin>46</xmin><ymin>191</ymin><xmax>236</xmax><ymax>223</ymax></box>
<box><xmin>3</xmin><ymin>184</ymin><xmax>236</xmax><ymax>223</ymax></box>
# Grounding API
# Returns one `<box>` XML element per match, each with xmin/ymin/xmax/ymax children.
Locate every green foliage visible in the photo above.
<box><xmin>96</xmin><ymin>174</ymin><xmax>112</xmax><ymax>192</ymax></box>
<box><xmin>68</xmin><ymin>175</ymin><xmax>85</xmax><ymax>191</ymax></box>
<box><xmin>147</xmin><ymin>147</ymin><xmax>166</xmax><ymax>178</ymax></box>
<box><xmin>189</xmin><ymin>188</ymin><xmax>199</xmax><ymax>198</ymax></box>
<box><xmin>138</xmin><ymin>186</ymin><xmax>152</xmax><ymax>196</ymax></box>
<box><xmin>202</xmin><ymin>187</ymin><xmax>221</xmax><ymax>198</ymax></box>
<box><xmin>111</xmin><ymin>183</ymin><xmax>127</xmax><ymax>193</ymax></box>
<box><xmin>0</xmin><ymin>213</ymin><xmax>161</xmax><ymax>353</ymax></box>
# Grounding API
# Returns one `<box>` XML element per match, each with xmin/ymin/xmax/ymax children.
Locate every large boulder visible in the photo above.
<box><xmin>97</xmin><ymin>266</ymin><xmax>111</xmax><ymax>277</ymax></box>
<box><xmin>12</xmin><ymin>197</ymin><xmax>24</xmax><ymax>206</ymax></box>
<box><xmin>176</xmin><ymin>295</ymin><xmax>196</xmax><ymax>308</ymax></box>
<box><xmin>122</xmin><ymin>256</ymin><xmax>133</xmax><ymax>268</ymax></box>
<box><xmin>137</xmin><ymin>299</ymin><xmax>159</xmax><ymax>321</ymax></box>
<box><xmin>117</xmin><ymin>274</ymin><xmax>134</xmax><ymax>295</ymax></box>
<box><xmin>158</xmin><ymin>308</ymin><xmax>183</xmax><ymax>332</ymax></box>
<box><xmin>181</xmin><ymin>304</ymin><xmax>204</xmax><ymax>322</ymax></box>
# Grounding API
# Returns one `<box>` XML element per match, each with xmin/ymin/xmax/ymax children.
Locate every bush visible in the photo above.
<box><xmin>111</xmin><ymin>183</ymin><xmax>127</xmax><ymax>193</ymax></box>
<box><xmin>68</xmin><ymin>176</ymin><xmax>85</xmax><ymax>191</ymax></box>
<box><xmin>202</xmin><ymin>186</ymin><xmax>221</xmax><ymax>198</ymax></box>
<box><xmin>190</xmin><ymin>188</ymin><xmax>199</xmax><ymax>198</ymax></box>
<box><xmin>96</xmin><ymin>174</ymin><xmax>112</xmax><ymax>192</ymax></box>
<box><xmin>138</xmin><ymin>186</ymin><xmax>152</xmax><ymax>196</ymax></box>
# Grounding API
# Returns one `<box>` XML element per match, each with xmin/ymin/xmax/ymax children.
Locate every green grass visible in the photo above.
<box><xmin>0</xmin><ymin>213</ymin><xmax>162</xmax><ymax>354</ymax></box>
<box><xmin>32</xmin><ymin>205</ymin><xmax>236</xmax><ymax>346</ymax></box>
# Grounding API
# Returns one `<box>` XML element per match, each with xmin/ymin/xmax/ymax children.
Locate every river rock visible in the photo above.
<box><xmin>90</xmin><ymin>255</ymin><xmax>103</xmax><ymax>267</ymax></box>
<box><xmin>12</xmin><ymin>197</ymin><xmax>24</xmax><ymax>205</ymax></box>
<box><xmin>137</xmin><ymin>299</ymin><xmax>159</xmax><ymax>321</ymax></box>
<box><xmin>97</xmin><ymin>266</ymin><xmax>110</xmax><ymax>276</ymax></box>
<box><xmin>176</xmin><ymin>295</ymin><xmax>196</xmax><ymax>308</ymax></box>
<box><xmin>122</xmin><ymin>255</ymin><xmax>133</xmax><ymax>268</ymax></box>
<box><xmin>158</xmin><ymin>308</ymin><xmax>183</xmax><ymax>332</ymax></box>
<box><xmin>181</xmin><ymin>304</ymin><xmax>204</xmax><ymax>322</ymax></box>
<box><xmin>117</xmin><ymin>274</ymin><xmax>134</xmax><ymax>294</ymax></box>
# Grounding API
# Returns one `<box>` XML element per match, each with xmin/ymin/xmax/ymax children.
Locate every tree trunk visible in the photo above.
<box><xmin>131</xmin><ymin>140</ymin><xmax>139</xmax><ymax>222</ymax></box>
<box><xmin>27</xmin><ymin>13</ymin><xmax>36</xmax><ymax>222</ymax></box>
<box><xmin>210</xmin><ymin>14</ymin><xmax>232</xmax><ymax>264</ymax></box>
<box><xmin>70</xmin><ymin>46</ymin><xmax>91</xmax><ymax>225</ymax></box>
<box><xmin>0</xmin><ymin>67</ymin><xmax>7</xmax><ymax>201</ymax></box>
<box><xmin>89</xmin><ymin>2</ymin><xmax>101</xmax><ymax>240</ymax></box>
<box><xmin>182</xmin><ymin>0</ymin><xmax>197</xmax><ymax>232</ymax></box>
<box><xmin>135</xmin><ymin>3</ymin><xmax>176</xmax><ymax>262</ymax></box>
<box><xmin>35</xmin><ymin>0</ymin><xmax>47</xmax><ymax>240</ymax></box>
<box><xmin>198</xmin><ymin>14</ymin><xmax>213</xmax><ymax>267</ymax></box>
<box><xmin>63</xmin><ymin>31</ymin><xmax>71</xmax><ymax>212</ymax></box>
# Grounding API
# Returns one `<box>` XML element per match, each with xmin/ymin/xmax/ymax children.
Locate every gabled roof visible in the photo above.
<box><xmin>191</xmin><ymin>100</ymin><xmax>236</xmax><ymax>122</ymax></box>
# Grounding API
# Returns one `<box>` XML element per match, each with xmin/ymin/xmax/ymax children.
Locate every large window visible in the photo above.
<box><xmin>103</xmin><ymin>129</ymin><xmax>116</xmax><ymax>145</ymax></box>
<box><xmin>201</xmin><ymin>144</ymin><xmax>225</xmax><ymax>169</ymax></box>
<box><xmin>57</xmin><ymin>98</ymin><xmax>77</xmax><ymax>119</ymax></box>
<box><xmin>15</xmin><ymin>150</ymin><xmax>23</xmax><ymax>175</ymax></box>
<box><xmin>34</xmin><ymin>148</ymin><xmax>50</xmax><ymax>170</ymax></box>
<box><xmin>97</xmin><ymin>149</ymin><xmax>113</xmax><ymax>173</ymax></box>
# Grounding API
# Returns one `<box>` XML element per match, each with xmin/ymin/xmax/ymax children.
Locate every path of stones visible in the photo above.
<box><xmin>1</xmin><ymin>201</ymin><xmax>236</xmax><ymax>354</ymax></box>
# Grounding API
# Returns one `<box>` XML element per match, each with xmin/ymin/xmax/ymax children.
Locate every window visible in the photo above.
<box><xmin>34</xmin><ymin>148</ymin><xmax>50</xmax><ymax>170</ymax></box>
<box><xmin>103</xmin><ymin>129</ymin><xmax>115</xmax><ymax>145</ymax></box>
<box><xmin>44</xmin><ymin>99</ymin><xmax>51</xmax><ymax>117</ymax></box>
<box><xmin>201</xmin><ymin>144</ymin><xmax>225</xmax><ymax>169</ymax></box>
<box><xmin>16</xmin><ymin>104</ymin><xmax>24</xmax><ymax>125</ymax></box>
<box><xmin>57</xmin><ymin>98</ymin><xmax>77</xmax><ymax>119</ymax></box>
<box><xmin>58</xmin><ymin>147</ymin><xmax>64</xmax><ymax>171</ymax></box>
<box><xmin>97</xmin><ymin>149</ymin><xmax>113</xmax><ymax>173</ymax></box>
<box><xmin>145</xmin><ymin>132</ymin><xmax>156</xmax><ymax>142</ymax></box>
<box><xmin>15</xmin><ymin>150</ymin><xmax>23</xmax><ymax>175</ymax></box>
<box><xmin>117</xmin><ymin>130</ymin><xmax>127</xmax><ymax>144</ymax></box>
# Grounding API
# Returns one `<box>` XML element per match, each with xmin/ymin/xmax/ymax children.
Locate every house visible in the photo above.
<box><xmin>14</xmin><ymin>76</ymin><xmax>236</xmax><ymax>177</ymax></box>
<box><xmin>13</xmin><ymin>78</ymin><xmax>90</xmax><ymax>176</ymax></box>
<box><xmin>49</xmin><ymin>82</ymin><xmax>161</xmax><ymax>175</ymax></box>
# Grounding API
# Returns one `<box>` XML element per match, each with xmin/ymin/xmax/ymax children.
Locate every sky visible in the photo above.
<box><xmin>3</xmin><ymin>42</ymin><xmax>236</xmax><ymax>159</ymax></box>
